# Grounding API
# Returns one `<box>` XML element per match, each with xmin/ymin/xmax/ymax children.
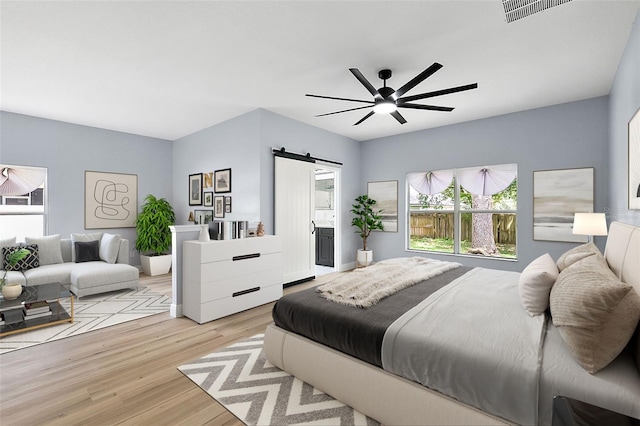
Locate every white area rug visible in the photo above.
<box><xmin>0</xmin><ymin>286</ymin><xmax>170</xmax><ymax>354</ymax></box>
<box><xmin>178</xmin><ymin>334</ymin><xmax>380</xmax><ymax>426</ymax></box>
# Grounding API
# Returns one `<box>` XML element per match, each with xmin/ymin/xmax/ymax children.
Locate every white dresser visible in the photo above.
<box><xmin>182</xmin><ymin>235</ymin><xmax>283</xmax><ymax>324</ymax></box>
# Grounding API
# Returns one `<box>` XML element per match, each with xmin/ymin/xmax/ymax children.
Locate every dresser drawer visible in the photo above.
<box><xmin>184</xmin><ymin>252</ymin><xmax>282</xmax><ymax>283</ymax></box>
<box><xmin>194</xmin><ymin>265</ymin><xmax>283</xmax><ymax>302</ymax></box>
<box><xmin>186</xmin><ymin>236</ymin><xmax>282</xmax><ymax>264</ymax></box>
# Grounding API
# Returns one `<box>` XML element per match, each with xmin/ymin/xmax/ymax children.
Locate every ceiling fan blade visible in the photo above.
<box><xmin>398</xmin><ymin>83</ymin><xmax>478</xmax><ymax>103</ymax></box>
<box><xmin>306</xmin><ymin>94</ymin><xmax>374</xmax><ymax>104</ymax></box>
<box><xmin>315</xmin><ymin>105</ymin><xmax>373</xmax><ymax>117</ymax></box>
<box><xmin>398</xmin><ymin>103</ymin><xmax>454</xmax><ymax>112</ymax></box>
<box><xmin>390</xmin><ymin>110</ymin><xmax>407</xmax><ymax>124</ymax></box>
<box><xmin>349</xmin><ymin>68</ymin><xmax>382</xmax><ymax>99</ymax></box>
<box><xmin>393</xmin><ymin>63</ymin><xmax>443</xmax><ymax>98</ymax></box>
<box><xmin>354</xmin><ymin>111</ymin><xmax>375</xmax><ymax>126</ymax></box>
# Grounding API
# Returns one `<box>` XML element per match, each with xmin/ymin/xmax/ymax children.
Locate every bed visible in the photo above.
<box><xmin>264</xmin><ymin>221</ymin><xmax>640</xmax><ymax>425</ymax></box>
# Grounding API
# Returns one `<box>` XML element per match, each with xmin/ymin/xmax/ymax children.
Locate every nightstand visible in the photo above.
<box><xmin>552</xmin><ymin>396</ymin><xmax>640</xmax><ymax>426</ymax></box>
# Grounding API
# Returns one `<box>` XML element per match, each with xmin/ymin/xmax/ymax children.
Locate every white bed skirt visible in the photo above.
<box><xmin>264</xmin><ymin>324</ymin><xmax>511</xmax><ymax>426</ymax></box>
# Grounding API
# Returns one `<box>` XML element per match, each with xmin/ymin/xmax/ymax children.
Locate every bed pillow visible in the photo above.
<box><xmin>555</xmin><ymin>242</ymin><xmax>599</xmax><ymax>271</ymax></box>
<box><xmin>74</xmin><ymin>240</ymin><xmax>101</xmax><ymax>263</ymax></box>
<box><xmin>2</xmin><ymin>244</ymin><xmax>39</xmax><ymax>271</ymax></box>
<box><xmin>518</xmin><ymin>253</ymin><xmax>559</xmax><ymax>316</ymax></box>
<box><xmin>99</xmin><ymin>233</ymin><xmax>121</xmax><ymax>264</ymax></box>
<box><xmin>25</xmin><ymin>234</ymin><xmax>63</xmax><ymax>266</ymax></box>
<box><xmin>71</xmin><ymin>232</ymin><xmax>103</xmax><ymax>262</ymax></box>
<box><xmin>550</xmin><ymin>253</ymin><xmax>640</xmax><ymax>374</ymax></box>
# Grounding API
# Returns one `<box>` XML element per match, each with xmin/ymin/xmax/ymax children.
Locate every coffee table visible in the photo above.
<box><xmin>0</xmin><ymin>283</ymin><xmax>74</xmax><ymax>337</ymax></box>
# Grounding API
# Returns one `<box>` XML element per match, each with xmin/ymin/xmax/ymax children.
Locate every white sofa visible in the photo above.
<box><xmin>1</xmin><ymin>234</ymin><xmax>139</xmax><ymax>298</ymax></box>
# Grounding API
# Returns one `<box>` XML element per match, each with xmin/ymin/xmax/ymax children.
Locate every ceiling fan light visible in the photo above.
<box><xmin>373</xmin><ymin>100</ymin><xmax>397</xmax><ymax>114</ymax></box>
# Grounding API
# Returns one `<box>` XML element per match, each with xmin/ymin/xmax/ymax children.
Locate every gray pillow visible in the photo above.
<box><xmin>555</xmin><ymin>242</ymin><xmax>599</xmax><ymax>271</ymax></box>
<box><xmin>70</xmin><ymin>232</ymin><xmax>103</xmax><ymax>262</ymax></box>
<box><xmin>0</xmin><ymin>237</ymin><xmax>16</xmax><ymax>252</ymax></box>
<box><xmin>25</xmin><ymin>234</ymin><xmax>63</xmax><ymax>266</ymax></box>
<box><xmin>518</xmin><ymin>253</ymin><xmax>558</xmax><ymax>316</ymax></box>
<box><xmin>550</xmin><ymin>253</ymin><xmax>640</xmax><ymax>374</ymax></box>
<box><xmin>74</xmin><ymin>240</ymin><xmax>101</xmax><ymax>263</ymax></box>
<box><xmin>99</xmin><ymin>233</ymin><xmax>121</xmax><ymax>264</ymax></box>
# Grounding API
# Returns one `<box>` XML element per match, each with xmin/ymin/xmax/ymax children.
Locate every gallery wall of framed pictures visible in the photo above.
<box><xmin>189</xmin><ymin>168</ymin><xmax>233</xmax><ymax>219</ymax></box>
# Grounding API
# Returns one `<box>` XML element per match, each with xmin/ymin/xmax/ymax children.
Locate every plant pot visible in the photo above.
<box><xmin>357</xmin><ymin>249</ymin><xmax>373</xmax><ymax>268</ymax></box>
<box><xmin>140</xmin><ymin>254</ymin><xmax>172</xmax><ymax>276</ymax></box>
<box><xmin>2</xmin><ymin>283</ymin><xmax>23</xmax><ymax>300</ymax></box>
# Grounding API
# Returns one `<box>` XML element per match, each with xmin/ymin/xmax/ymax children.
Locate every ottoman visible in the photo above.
<box><xmin>70</xmin><ymin>262</ymin><xmax>139</xmax><ymax>298</ymax></box>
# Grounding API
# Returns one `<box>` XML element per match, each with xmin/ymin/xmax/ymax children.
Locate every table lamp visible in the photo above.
<box><xmin>572</xmin><ymin>213</ymin><xmax>608</xmax><ymax>242</ymax></box>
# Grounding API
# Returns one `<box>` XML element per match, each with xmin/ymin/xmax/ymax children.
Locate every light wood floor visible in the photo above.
<box><xmin>0</xmin><ymin>273</ymin><xmax>324</xmax><ymax>426</ymax></box>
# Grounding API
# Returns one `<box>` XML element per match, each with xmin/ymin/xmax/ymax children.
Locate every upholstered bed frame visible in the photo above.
<box><xmin>264</xmin><ymin>221</ymin><xmax>640</xmax><ymax>425</ymax></box>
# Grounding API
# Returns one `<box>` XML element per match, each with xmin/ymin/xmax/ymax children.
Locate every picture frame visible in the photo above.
<box><xmin>85</xmin><ymin>171</ymin><xmax>137</xmax><ymax>229</ymax></box>
<box><xmin>224</xmin><ymin>196</ymin><xmax>232</xmax><ymax>213</ymax></box>
<box><xmin>194</xmin><ymin>209</ymin><xmax>213</xmax><ymax>225</ymax></box>
<box><xmin>629</xmin><ymin>107</ymin><xmax>640</xmax><ymax>210</ymax></box>
<box><xmin>367</xmin><ymin>180</ymin><xmax>398</xmax><ymax>232</ymax></box>
<box><xmin>214</xmin><ymin>195</ymin><xmax>225</xmax><ymax>218</ymax></box>
<box><xmin>189</xmin><ymin>173</ymin><xmax>203</xmax><ymax>206</ymax></box>
<box><xmin>533</xmin><ymin>167</ymin><xmax>594</xmax><ymax>242</ymax></box>
<box><xmin>214</xmin><ymin>168</ymin><xmax>232</xmax><ymax>193</ymax></box>
<box><xmin>204</xmin><ymin>191</ymin><xmax>214</xmax><ymax>207</ymax></box>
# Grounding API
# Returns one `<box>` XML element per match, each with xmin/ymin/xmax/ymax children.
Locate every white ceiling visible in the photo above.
<box><xmin>1</xmin><ymin>1</ymin><xmax>639</xmax><ymax>142</ymax></box>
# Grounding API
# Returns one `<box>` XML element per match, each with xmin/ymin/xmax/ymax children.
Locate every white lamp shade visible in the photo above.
<box><xmin>572</xmin><ymin>213</ymin><xmax>608</xmax><ymax>236</ymax></box>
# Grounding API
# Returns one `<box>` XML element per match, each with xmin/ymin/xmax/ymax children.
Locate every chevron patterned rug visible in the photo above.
<box><xmin>178</xmin><ymin>334</ymin><xmax>380</xmax><ymax>426</ymax></box>
<box><xmin>0</xmin><ymin>286</ymin><xmax>170</xmax><ymax>354</ymax></box>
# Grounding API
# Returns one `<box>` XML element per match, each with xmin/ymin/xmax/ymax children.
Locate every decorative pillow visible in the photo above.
<box><xmin>74</xmin><ymin>240</ymin><xmax>101</xmax><ymax>263</ymax></box>
<box><xmin>25</xmin><ymin>234</ymin><xmax>63</xmax><ymax>266</ymax></box>
<box><xmin>70</xmin><ymin>232</ymin><xmax>103</xmax><ymax>262</ymax></box>
<box><xmin>555</xmin><ymin>242</ymin><xmax>599</xmax><ymax>271</ymax></box>
<box><xmin>2</xmin><ymin>244</ymin><xmax>39</xmax><ymax>271</ymax></box>
<box><xmin>99</xmin><ymin>233</ymin><xmax>121</xmax><ymax>264</ymax></box>
<box><xmin>518</xmin><ymin>253</ymin><xmax>559</xmax><ymax>316</ymax></box>
<box><xmin>550</xmin><ymin>254</ymin><xmax>640</xmax><ymax>374</ymax></box>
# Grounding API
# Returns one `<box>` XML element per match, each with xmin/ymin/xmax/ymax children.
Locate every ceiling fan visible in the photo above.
<box><xmin>306</xmin><ymin>63</ymin><xmax>478</xmax><ymax>126</ymax></box>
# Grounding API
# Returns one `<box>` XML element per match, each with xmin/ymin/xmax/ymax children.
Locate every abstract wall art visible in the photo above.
<box><xmin>85</xmin><ymin>171</ymin><xmax>137</xmax><ymax>229</ymax></box>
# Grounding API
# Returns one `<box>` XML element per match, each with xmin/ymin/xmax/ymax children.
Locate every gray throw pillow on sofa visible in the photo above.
<box><xmin>74</xmin><ymin>240</ymin><xmax>101</xmax><ymax>263</ymax></box>
<box><xmin>99</xmin><ymin>233</ymin><xmax>121</xmax><ymax>264</ymax></box>
<box><xmin>71</xmin><ymin>232</ymin><xmax>103</xmax><ymax>262</ymax></box>
<box><xmin>25</xmin><ymin>234</ymin><xmax>63</xmax><ymax>266</ymax></box>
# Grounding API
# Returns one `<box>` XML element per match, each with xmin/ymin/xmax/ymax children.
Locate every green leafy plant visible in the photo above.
<box><xmin>351</xmin><ymin>194</ymin><xmax>384</xmax><ymax>251</ymax></box>
<box><xmin>1</xmin><ymin>248</ymin><xmax>30</xmax><ymax>288</ymax></box>
<box><xmin>134</xmin><ymin>195</ymin><xmax>176</xmax><ymax>256</ymax></box>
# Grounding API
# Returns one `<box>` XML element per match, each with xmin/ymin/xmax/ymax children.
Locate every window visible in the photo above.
<box><xmin>0</xmin><ymin>165</ymin><xmax>47</xmax><ymax>240</ymax></box>
<box><xmin>408</xmin><ymin>164</ymin><xmax>517</xmax><ymax>259</ymax></box>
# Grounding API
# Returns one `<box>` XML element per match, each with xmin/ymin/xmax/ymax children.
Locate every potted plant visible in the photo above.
<box><xmin>351</xmin><ymin>194</ymin><xmax>384</xmax><ymax>267</ymax></box>
<box><xmin>1</xmin><ymin>247</ymin><xmax>30</xmax><ymax>299</ymax></box>
<box><xmin>135</xmin><ymin>194</ymin><xmax>176</xmax><ymax>276</ymax></box>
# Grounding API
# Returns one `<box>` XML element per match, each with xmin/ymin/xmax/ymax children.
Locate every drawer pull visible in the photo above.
<box><xmin>233</xmin><ymin>253</ymin><xmax>261</xmax><ymax>261</ymax></box>
<box><xmin>233</xmin><ymin>287</ymin><xmax>261</xmax><ymax>297</ymax></box>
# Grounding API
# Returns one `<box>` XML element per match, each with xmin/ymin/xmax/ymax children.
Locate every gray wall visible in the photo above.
<box><xmin>608</xmin><ymin>10</ymin><xmax>640</xmax><ymax>227</ymax></box>
<box><xmin>360</xmin><ymin>97</ymin><xmax>610</xmax><ymax>271</ymax></box>
<box><xmin>0</xmin><ymin>111</ymin><xmax>174</xmax><ymax>265</ymax></box>
<box><xmin>172</xmin><ymin>109</ymin><xmax>362</xmax><ymax>269</ymax></box>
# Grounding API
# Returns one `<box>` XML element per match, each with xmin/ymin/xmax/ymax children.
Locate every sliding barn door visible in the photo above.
<box><xmin>275</xmin><ymin>156</ymin><xmax>316</xmax><ymax>285</ymax></box>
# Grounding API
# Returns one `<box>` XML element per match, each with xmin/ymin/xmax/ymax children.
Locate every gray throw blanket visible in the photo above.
<box><xmin>317</xmin><ymin>257</ymin><xmax>461</xmax><ymax>308</ymax></box>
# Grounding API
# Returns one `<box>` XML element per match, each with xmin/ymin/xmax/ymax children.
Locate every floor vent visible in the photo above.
<box><xmin>502</xmin><ymin>0</ymin><xmax>573</xmax><ymax>23</ymax></box>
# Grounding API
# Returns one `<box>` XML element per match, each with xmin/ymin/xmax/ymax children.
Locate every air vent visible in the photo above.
<box><xmin>502</xmin><ymin>0</ymin><xmax>573</xmax><ymax>23</ymax></box>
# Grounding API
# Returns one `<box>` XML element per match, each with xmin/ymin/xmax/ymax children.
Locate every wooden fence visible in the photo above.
<box><xmin>410</xmin><ymin>212</ymin><xmax>516</xmax><ymax>244</ymax></box>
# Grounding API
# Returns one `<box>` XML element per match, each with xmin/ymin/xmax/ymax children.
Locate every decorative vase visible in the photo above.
<box><xmin>2</xmin><ymin>283</ymin><xmax>23</xmax><ymax>300</ymax></box>
<box><xmin>199</xmin><ymin>224</ymin><xmax>210</xmax><ymax>242</ymax></box>
<box><xmin>257</xmin><ymin>222</ymin><xmax>265</xmax><ymax>237</ymax></box>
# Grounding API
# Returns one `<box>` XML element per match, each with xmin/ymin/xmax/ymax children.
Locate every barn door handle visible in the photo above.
<box><xmin>311</xmin><ymin>220</ymin><xmax>317</xmax><ymax>234</ymax></box>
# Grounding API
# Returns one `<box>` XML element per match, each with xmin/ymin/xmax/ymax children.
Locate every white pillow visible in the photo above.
<box><xmin>518</xmin><ymin>253</ymin><xmax>559</xmax><ymax>316</ymax></box>
<box><xmin>25</xmin><ymin>234</ymin><xmax>63</xmax><ymax>266</ymax></box>
<box><xmin>0</xmin><ymin>237</ymin><xmax>16</xmax><ymax>251</ymax></box>
<box><xmin>71</xmin><ymin>232</ymin><xmax>103</xmax><ymax>262</ymax></box>
<box><xmin>99</xmin><ymin>233</ymin><xmax>122</xmax><ymax>264</ymax></box>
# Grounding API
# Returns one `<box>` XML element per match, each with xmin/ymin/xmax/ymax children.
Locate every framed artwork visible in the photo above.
<box><xmin>194</xmin><ymin>209</ymin><xmax>213</xmax><ymax>224</ymax></box>
<box><xmin>214</xmin><ymin>168</ymin><xmax>232</xmax><ymax>193</ymax></box>
<box><xmin>224</xmin><ymin>196</ymin><xmax>232</xmax><ymax>213</ymax></box>
<box><xmin>214</xmin><ymin>195</ymin><xmax>225</xmax><ymax>218</ymax></box>
<box><xmin>533</xmin><ymin>167</ymin><xmax>594</xmax><ymax>242</ymax></box>
<box><xmin>204</xmin><ymin>191</ymin><xmax>213</xmax><ymax>207</ymax></box>
<box><xmin>367</xmin><ymin>180</ymin><xmax>398</xmax><ymax>232</ymax></box>
<box><xmin>189</xmin><ymin>173</ymin><xmax>203</xmax><ymax>206</ymax></box>
<box><xmin>629</xmin><ymin>107</ymin><xmax>640</xmax><ymax>210</ymax></box>
<box><xmin>85</xmin><ymin>171</ymin><xmax>137</xmax><ymax>229</ymax></box>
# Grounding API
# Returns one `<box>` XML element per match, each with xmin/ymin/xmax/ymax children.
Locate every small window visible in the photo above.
<box><xmin>408</xmin><ymin>164</ymin><xmax>517</xmax><ymax>259</ymax></box>
<box><xmin>0</xmin><ymin>165</ymin><xmax>47</xmax><ymax>240</ymax></box>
